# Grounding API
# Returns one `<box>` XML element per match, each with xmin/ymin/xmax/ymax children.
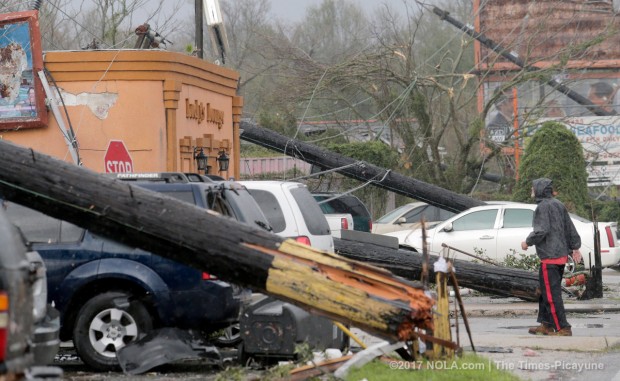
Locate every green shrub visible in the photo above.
<box><xmin>502</xmin><ymin>250</ymin><xmax>540</xmax><ymax>271</ymax></box>
<box><xmin>513</xmin><ymin>121</ymin><xmax>589</xmax><ymax>216</ymax></box>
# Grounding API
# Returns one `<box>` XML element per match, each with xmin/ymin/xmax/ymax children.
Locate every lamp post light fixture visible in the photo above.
<box><xmin>193</xmin><ymin>147</ymin><xmax>209</xmax><ymax>173</ymax></box>
<box><xmin>216</xmin><ymin>150</ymin><xmax>229</xmax><ymax>172</ymax></box>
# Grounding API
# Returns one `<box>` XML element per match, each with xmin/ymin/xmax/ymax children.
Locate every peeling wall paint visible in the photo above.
<box><xmin>58</xmin><ymin>90</ymin><xmax>118</xmax><ymax>119</ymax></box>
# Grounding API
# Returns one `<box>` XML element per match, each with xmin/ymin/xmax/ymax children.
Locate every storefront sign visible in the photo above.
<box><xmin>185</xmin><ymin>98</ymin><xmax>224</xmax><ymax>129</ymax></box>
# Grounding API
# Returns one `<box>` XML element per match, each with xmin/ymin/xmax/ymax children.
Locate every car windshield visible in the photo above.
<box><xmin>247</xmin><ymin>189</ymin><xmax>287</xmax><ymax>233</ymax></box>
<box><xmin>376</xmin><ymin>204</ymin><xmax>417</xmax><ymax>223</ymax></box>
<box><xmin>292</xmin><ymin>188</ymin><xmax>331</xmax><ymax>235</ymax></box>
<box><xmin>314</xmin><ymin>194</ymin><xmax>369</xmax><ymax>218</ymax></box>
<box><xmin>220</xmin><ymin>185</ymin><xmax>272</xmax><ymax>231</ymax></box>
<box><xmin>157</xmin><ymin>190</ymin><xmax>197</xmax><ymax>204</ymax></box>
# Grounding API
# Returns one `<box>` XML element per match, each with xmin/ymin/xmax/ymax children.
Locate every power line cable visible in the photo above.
<box><xmin>45</xmin><ymin>1</ymin><xmax>113</xmax><ymax>49</ymax></box>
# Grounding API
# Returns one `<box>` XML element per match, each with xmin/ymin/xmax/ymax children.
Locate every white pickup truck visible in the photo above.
<box><xmin>324</xmin><ymin>213</ymin><xmax>354</xmax><ymax>238</ymax></box>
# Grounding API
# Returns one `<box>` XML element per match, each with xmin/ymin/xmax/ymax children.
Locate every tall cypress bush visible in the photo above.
<box><xmin>512</xmin><ymin>121</ymin><xmax>588</xmax><ymax>216</ymax></box>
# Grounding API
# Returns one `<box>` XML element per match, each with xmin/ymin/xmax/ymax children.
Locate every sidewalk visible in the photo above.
<box><xmin>459</xmin><ymin>290</ymin><xmax>620</xmax><ymax>352</ymax></box>
<box><xmin>350</xmin><ymin>278</ymin><xmax>620</xmax><ymax>380</ymax></box>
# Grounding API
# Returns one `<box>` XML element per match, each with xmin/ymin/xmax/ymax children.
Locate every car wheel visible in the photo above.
<box><xmin>213</xmin><ymin>323</ymin><xmax>241</xmax><ymax>347</ymax></box>
<box><xmin>73</xmin><ymin>291</ymin><xmax>153</xmax><ymax>371</ymax></box>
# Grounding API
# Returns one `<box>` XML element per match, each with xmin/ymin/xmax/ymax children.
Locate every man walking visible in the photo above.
<box><xmin>521</xmin><ymin>178</ymin><xmax>582</xmax><ymax>336</ymax></box>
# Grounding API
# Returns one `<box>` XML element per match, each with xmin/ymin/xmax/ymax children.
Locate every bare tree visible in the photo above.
<box><xmin>239</xmin><ymin>0</ymin><xmax>620</xmax><ymax>199</ymax></box>
<box><xmin>32</xmin><ymin>0</ymin><xmax>185</xmax><ymax>50</ymax></box>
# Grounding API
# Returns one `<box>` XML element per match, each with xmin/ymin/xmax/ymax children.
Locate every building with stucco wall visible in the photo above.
<box><xmin>1</xmin><ymin>48</ymin><xmax>243</xmax><ymax>179</ymax></box>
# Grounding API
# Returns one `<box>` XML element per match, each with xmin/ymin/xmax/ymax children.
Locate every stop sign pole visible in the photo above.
<box><xmin>104</xmin><ymin>140</ymin><xmax>134</xmax><ymax>173</ymax></box>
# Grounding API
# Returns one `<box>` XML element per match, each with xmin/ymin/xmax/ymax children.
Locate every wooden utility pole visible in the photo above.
<box><xmin>334</xmin><ymin>238</ymin><xmax>539</xmax><ymax>301</ymax></box>
<box><xmin>240</xmin><ymin>121</ymin><xmax>486</xmax><ymax>214</ymax></box>
<box><xmin>195</xmin><ymin>0</ymin><xmax>203</xmax><ymax>58</ymax></box>
<box><xmin>0</xmin><ymin>140</ymin><xmax>436</xmax><ymax>342</ymax></box>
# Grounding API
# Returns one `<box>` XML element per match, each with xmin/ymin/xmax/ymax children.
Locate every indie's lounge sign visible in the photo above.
<box><xmin>185</xmin><ymin>98</ymin><xmax>224</xmax><ymax>129</ymax></box>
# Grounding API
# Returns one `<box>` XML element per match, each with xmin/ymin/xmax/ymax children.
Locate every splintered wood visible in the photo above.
<box><xmin>250</xmin><ymin>240</ymin><xmax>435</xmax><ymax>341</ymax></box>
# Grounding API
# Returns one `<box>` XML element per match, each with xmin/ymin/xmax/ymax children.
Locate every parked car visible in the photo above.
<box><xmin>3</xmin><ymin>173</ymin><xmax>270</xmax><ymax>371</ymax></box>
<box><xmin>242</xmin><ymin>181</ymin><xmax>334</xmax><ymax>252</ymax></box>
<box><xmin>312</xmin><ymin>193</ymin><xmax>372</xmax><ymax>233</ymax></box>
<box><xmin>237</xmin><ymin>182</ymin><xmax>347</xmax><ymax>362</ymax></box>
<box><xmin>372</xmin><ymin>202</ymin><xmax>456</xmax><ymax>234</ymax></box>
<box><xmin>384</xmin><ymin>202</ymin><xmax>620</xmax><ymax>269</ymax></box>
<box><xmin>0</xmin><ymin>206</ymin><xmax>60</xmax><ymax>377</ymax></box>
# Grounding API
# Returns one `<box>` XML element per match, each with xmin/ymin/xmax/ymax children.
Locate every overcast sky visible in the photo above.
<box><xmin>268</xmin><ymin>0</ymin><xmax>406</xmax><ymax>23</ymax></box>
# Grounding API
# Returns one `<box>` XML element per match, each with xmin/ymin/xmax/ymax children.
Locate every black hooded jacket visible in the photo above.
<box><xmin>525</xmin><ymin>178</ymin><xmax>581</xmax><ymax>260</ymax></box>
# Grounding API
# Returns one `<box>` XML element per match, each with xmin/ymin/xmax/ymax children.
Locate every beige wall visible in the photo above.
<box><xmin>0</xmin><ymin>50</ymin><xmax>242</xmax><ymax>177</ymax></box>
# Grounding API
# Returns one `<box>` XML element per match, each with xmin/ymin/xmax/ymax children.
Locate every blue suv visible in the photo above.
<box><xmin>2</xmin><ymin>173</ymin><xmax>269</xmax><ymax>371</ymax></box>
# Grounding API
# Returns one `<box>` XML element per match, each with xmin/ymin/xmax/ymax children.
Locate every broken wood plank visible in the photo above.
<box><xmin>0</xmin><ymin>140</ymin><xmax>434</xmax><ymax>341</ymax></box>
<box><xmin>334</xmin><ymin>238</ymin><xmax>539</xmax><ymax>301</ymax></box>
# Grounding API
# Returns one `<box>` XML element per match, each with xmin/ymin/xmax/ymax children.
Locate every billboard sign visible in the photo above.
<box><xmin>0</xmin><ymin>10</ymin><xmax>47</xmax><ymax>130</ymax></box>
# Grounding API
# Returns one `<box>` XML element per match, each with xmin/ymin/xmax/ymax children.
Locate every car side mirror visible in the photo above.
<box><xmin>442</xmin><ymin>222</ymin><xmax>453</xmax><ymax>232</ymax></box>
<box><xmin>396</xmin><ymin>217</ymin><xmax>407</xmax><ymax>224</ymax></box>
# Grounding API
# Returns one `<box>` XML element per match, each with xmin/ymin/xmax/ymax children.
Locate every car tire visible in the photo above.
<box><xmin>73</xmin><ymin>291</ymin><xmax>153</xmax><ymax>371</ymax></box>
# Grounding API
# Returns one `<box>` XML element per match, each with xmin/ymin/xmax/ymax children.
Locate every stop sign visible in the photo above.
<box><xmin>104</xmin><ymin>140</ymin><xmax>133</xmax><ymax>173</ymax></box>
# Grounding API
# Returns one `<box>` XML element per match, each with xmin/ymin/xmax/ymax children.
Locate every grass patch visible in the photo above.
<box><xmin>344</xmin><ymin>354</ymin><xmax>521</xmax><ymax>381</ymax></box>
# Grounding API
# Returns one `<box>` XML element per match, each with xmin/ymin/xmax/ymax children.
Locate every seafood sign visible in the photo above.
<box><xmin>563</xmin><ymin>116</ymin><xmax>620</xmax><ymax>185</ymax></box>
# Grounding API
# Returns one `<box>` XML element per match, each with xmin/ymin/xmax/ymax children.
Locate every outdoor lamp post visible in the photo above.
<box><xmin>194</xmin><ymin>147</ymin><xmax>209</xmax><ymax>173</ymax></box>
<box><xmin>217</xmin><ymin>151</ymin><xmax>229</xmax><ymax>172</ymax></box>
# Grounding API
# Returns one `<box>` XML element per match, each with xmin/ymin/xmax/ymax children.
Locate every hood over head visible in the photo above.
<box><xmin>532</xmin><ymin>178</ymin><xmax>554</xmax><ymax>201</ymax></box>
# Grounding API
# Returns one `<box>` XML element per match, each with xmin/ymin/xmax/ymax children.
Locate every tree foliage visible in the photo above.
<box><xmin>512</xmin><ymin>121</ymin><xmax>588</xmax><ymax>215</ymax></box>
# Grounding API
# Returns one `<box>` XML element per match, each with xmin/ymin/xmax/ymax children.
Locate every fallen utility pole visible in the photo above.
<box><xmin>432</xmin><ymin>6</ymin><xmax>616</xmax><ymax>117</ymax></box>
<box><xmin>334</xmin><ymin>238</ymin><xmax>538</xmax><ymax>301</ymax></box>
<box><xmin>240</xmin><ymin>121</ymin><xmax>486</xmax><ymax>214</ymax></box>
<box><xmin>0</xmin><ymin>140</ymin><xmax>434</xmax><ymax>342</ymax></box>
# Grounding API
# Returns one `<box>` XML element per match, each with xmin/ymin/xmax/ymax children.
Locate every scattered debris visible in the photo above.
<box><xmin>117</xmin><ymin>328</ymin><xmax>221</xmax><ymax>375</ymax></box>
<box><xmin>334</xmin><ymin>341</ymin><xmax>407</xmax><ymax>379</ymax></box>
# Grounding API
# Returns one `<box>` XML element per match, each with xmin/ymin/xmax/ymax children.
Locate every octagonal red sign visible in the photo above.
<box><xmin>104</xmin><ymin>140</ymin><xmax>133</xmax><ymax>173</ymax></box>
